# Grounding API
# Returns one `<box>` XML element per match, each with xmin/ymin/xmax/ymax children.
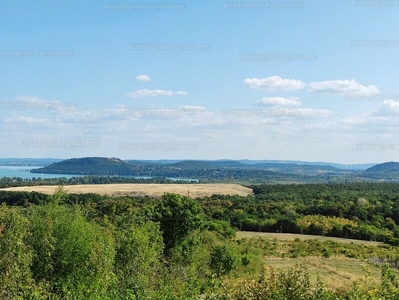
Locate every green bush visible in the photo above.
<box><xmin>209</xmin><ymin>245</ymin><xmax>240</xmax><ymax>276</ymax></box>
<box><xmin>207</xmin><ymin>220</ymin><xmax>236</xmax><ymax>239</ymax></box>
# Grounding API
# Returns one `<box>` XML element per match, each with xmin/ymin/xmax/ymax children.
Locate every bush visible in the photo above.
<box><xmin>209</xmin><ymin>245</ymin><xmax>239</xmax><ymax>276</ymax></box>
<box><xmin>208</xmin><ymin>220</ymin><xmax>236</xmax><ymax>239</ymax></box>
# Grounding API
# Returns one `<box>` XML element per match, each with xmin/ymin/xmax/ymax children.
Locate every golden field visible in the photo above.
<box><xmin>0</xmin><ymin>183</ymin><xmax>253</xmax><ymax>198</ymax></box>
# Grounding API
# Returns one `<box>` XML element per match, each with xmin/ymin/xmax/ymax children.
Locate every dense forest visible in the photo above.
<box><xmin>202</xmin><ymin>183</ymin><xmax>399</xmax><ymax>245</ymax></box>
<box><xmin>2</xmin><ymin>182</ymin><xmax>399</xmax><ymax>298</ymax></box>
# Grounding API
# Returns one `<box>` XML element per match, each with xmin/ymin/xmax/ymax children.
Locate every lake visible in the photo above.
<box><xmin>0</xmin><ymin>166</ymin><xmax>81</xmax><ymax>179</ymax></box>
<box><xmin>0</xmin><ymin>166</ymin><xmax>198</xmax><ymax>182</ymax></box>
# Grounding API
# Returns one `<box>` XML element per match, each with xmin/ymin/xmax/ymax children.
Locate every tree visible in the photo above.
<box><xmin>155</xmin><ymin>193</ymin><xmax>204</xmax><ymax>261</ymax></box>
<box><xmin>28</xmin><ymin>204</ymin><xmax>116</xmax><ymax>299</ymax></box>
<box><xmin>50</xmin><ymin>185</ymin><xmax>69</xmax><ymax>205</ymax></box>
<box><xmin>114</xmin><ymin>219</ymin><xmax>163</xmax><ymax>299</ymax></box>
<box><xmin>209</xmin><ymin>245</ymin><xmax>239</xmax><ymax>276</ymax></box>
<box><xmin>0</xmin><ymin>205</ymin><xmax>33</xmax><ymax>299</ymax></box>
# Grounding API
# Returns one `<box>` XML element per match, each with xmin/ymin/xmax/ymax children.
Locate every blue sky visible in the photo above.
<box><xmin>1</xmin><ymin>0</ymin><xmax>399</xmax><ymax>164</ymax></box>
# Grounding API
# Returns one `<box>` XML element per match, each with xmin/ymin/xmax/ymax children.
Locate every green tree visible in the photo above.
<box><xmin>51</xmin><ymin>185</ymin><xmax>68</xmax><ymax>205</ymax></box>
<box><xmin>114</xmin><ymin>219</ymin><xmax>163</xmax><ymax>299</ymax></box>
<box><xmin>28</xmin><ymin>204</ymin><xmax>116</xmax><ymax>299</ymax></box>
<box><xmin>0</xmin><ymin>205</ymin><xmax>33</xmax><ymax>299</ymax></box>
<box><xmin>155</xmin><ymin>193</ymin><xmax>204</xmax><ymax>262</ymax></box>
<box><xmin>209</xmin><ymin>245</ymin><xmax>239</xmax><ymax>276</ymax></box>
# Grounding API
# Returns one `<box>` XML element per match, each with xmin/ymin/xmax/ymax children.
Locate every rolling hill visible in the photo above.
<box><xmin>365</xmin><ymin>161</ymin><xmax>399</xmax><ymax>173</ymax></box>
<box><xmin>29</xmin><ymin>157</ymin><xmax>348</xmax><ymax>183</ymax></box>
<box><xmin>31</xmin><ymin>157</ymin><xmax>139</xmax><ymax>175</ymax></box>
<box><xmin>29</xmin><ymin>157</ymin><xmax>399</xmax><ymax>183</ymax></box>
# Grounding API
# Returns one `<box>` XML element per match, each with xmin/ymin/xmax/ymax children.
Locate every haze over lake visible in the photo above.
<box><xmin>0</xmin><ymin>166</ymin><xmax>81</xmax><ymax>179</ymax></box>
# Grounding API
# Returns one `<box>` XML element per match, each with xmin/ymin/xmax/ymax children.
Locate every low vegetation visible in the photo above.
<box><xmin>1</xmin><ymin>182</ymin><xmax>399</xmax><ymax>299</ymax></box>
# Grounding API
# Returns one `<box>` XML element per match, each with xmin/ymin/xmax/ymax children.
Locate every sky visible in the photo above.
<box><xmin>1</xmin><ymin>0</ymin><xmax>399</xmax><ymax>164</ymax></box>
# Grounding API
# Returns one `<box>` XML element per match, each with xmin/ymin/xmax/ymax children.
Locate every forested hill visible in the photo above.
<box><xmin>30</xmin><ymin>157</ymin><xmax>399</xmax><ymax>183</ymax></box>
<box><xmin>31</xmin><ymin>157</ymin><xmax>328</xmax><ymax>182</ymax></box>
<box><xmin>30</xmin><ymin>157</ymin><xmax>285</xmax><ymax>182</ymax></box>
<box><xmin>365</xmin><ymin>162</ymin><xmax>399</xmax><ymax>173</ymax></box>
<box><xmin>31</xmin><ymin>157</ymin><xmax>344</xmax><ymax>182</ymax></box>
<box><xmin>167</xmin><ymin>160</ymin><xmax>342</xmax><ymax>172</ymax></box>
<box><xmin>31</xmin><ymin>157</ymin><xmax>139</xmax><ymax>175</ymax></box>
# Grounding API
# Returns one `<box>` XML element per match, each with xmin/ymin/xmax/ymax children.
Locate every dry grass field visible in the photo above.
<box><xmin>261</xmin><ymin>257</ymin><xmax>392</xmax><ymax>291</ymax></box>
<box><xmin>235</xmin><ymin>232</ymin><xmax>394</xmax><ymax>291</ymax></box>
<box><xmin>0</xmin><ymin>183</ymin><xmax>253</xmax><ymax>198</ymax></box>
<box><xmin>236</xmin><ymin>231</ymin><xmax>383</xmax><ymax>246</ymax></box>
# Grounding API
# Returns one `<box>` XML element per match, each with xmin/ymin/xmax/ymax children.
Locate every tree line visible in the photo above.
<box><xmin>0</xmin><ymin>175</ymin><xmax>196</xmax><ymax>189</ymax></box>
<box><xmin>199</xmin><ymin>183</ymin><xmax>399</xmax><ymax>245</ymax></box>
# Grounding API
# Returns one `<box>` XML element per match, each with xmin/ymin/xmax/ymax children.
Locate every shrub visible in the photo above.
<box><xmin>209</xmin><ymin>245</ymin><xmax>239</xmax><ymax>276</ymax></box>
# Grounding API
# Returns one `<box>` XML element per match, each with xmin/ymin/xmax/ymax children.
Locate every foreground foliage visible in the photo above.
<box><xmin>2</xmin><ymin>184</ymin><xmax>399</xmax><ymax>299</ymax></box>
<box><xmin>206</xmin><ymin>264</ymin><xmax>399</xmax><ymax>300</ymax></box>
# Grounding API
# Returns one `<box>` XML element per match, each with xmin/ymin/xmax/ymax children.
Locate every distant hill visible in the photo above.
<box><xmin>249</xmin><ymin>163</ymin><xmax>342</xmax><ymax>174</ymax></box>
<box><xmin>31</xmin><ymin>157</ymin><xmax>139</xmax><ymax>175</ymax></box>
<box><xmin>169</xmin><ymin>160</ymin><xmax>246</xmax><ymax>169</ymax></box>
<box><xmin>30</xmin><ymin>157</ymin><xmax>282</xmax><ymax>181</ymax></box>
<box><xmin>126</xmin><ymin>159</ymin><xmax>375</xmax><ymax>171</ymax></box>
<box><xmin>29</xmin><ymin>157</ymin><xmax>399</xmax><ymax>183</ymax></box>
<box><xmin>365</xmin><ymin>162</ymin><xmax>399</xmax><ymax>173</ymax></box>
<box><xmin>238</xmin><ymin>159</ymin><xmax>375</xmax><ymax>170</ymax></box>
<box><xmin>152</xmin><ymin>160</ymin><xmax>344</xmax><ymax>174</ymax></box>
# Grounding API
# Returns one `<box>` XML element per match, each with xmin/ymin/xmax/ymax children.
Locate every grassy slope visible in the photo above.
<box><xmin>234</xmin><ymin>231</ymin><xmax>399</xmax><ymax>291</ymax></box>
<box><xmin>262</xmin><ymin>257</ymin><xmax>387</xmax><ymax>291</ymax></box>
<box><xmin>236</xmin><ymin>231</ymin><xmax>383</xmax><ymax>246</ymax></box>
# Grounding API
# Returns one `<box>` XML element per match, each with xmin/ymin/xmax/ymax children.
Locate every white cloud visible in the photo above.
<box><xmin>382</xmin><ymin>99</ymin><xmax>399</xmax><ymax>114</ymax></box>
<box><xmin>125</xmin><ymin>89</ymin><xmax>188</xmax><ymax>98</ymax></box>
<box><xmin>293</xmin><ymin>108</ymin><xmax>332</xmax><ymax>118</ymax></box>
<box><xmin>135</xmin><ymin>74</ymin><xmax>150</xmax><ymax>82</ymax></box>
<box><xmin>177</xmin><ymin>105</ymin><xmax>209</xmax><ymax>115</ymax></box>
<box><xmin>369</xmin><ymin>99</ymin><xmax>399</xmax><ymax>117</ymax></box>
<box><xmin>254</xmin><ymin>97</ymin><xmax>301</xmax><ymax>106</ymax></box>
<box><xmin>178</xmin><ymin>105</ymin><xmax>205</xmax><ymax>111</ymax></box>
<box><xmin>308</xmin><ymin>79</ymin><xmax>379</xmax><ymax>95</ymax></box>
<box><xmin>2</xmin><ymin>115</ymin><xmax>48</xmax><ymax>124</ymax></box>
<box><xmin>1</xmin><ymin>94</ymin><xmax>385</xmax><ymax>163</ymax></box>
<box><xmin>103</xmin><ymin>105</ymin><xmax>210</xmax><ymax>121</ymax></box>
<box><xmin>244</xmin><ymin>76</ymin><xmax>306</xmax><ymax>91</ymax></box>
